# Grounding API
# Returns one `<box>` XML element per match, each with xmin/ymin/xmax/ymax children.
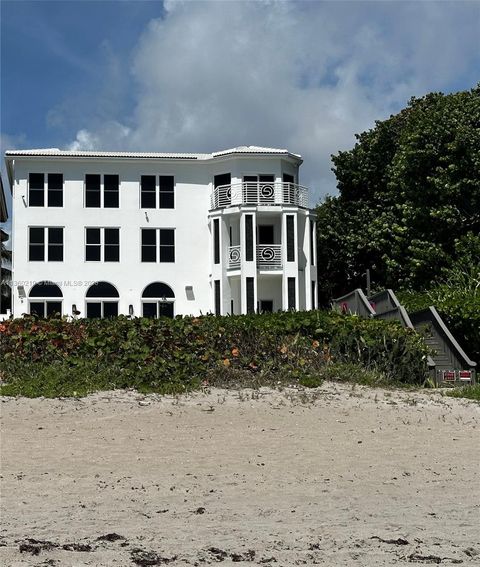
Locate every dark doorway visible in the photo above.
<box><xmin>260</xmin><ymin>300</ymin><xmax>273</xmax><ymax>313</ymax></box>
<box><xmin>214</xmin><ymin>173</ymin><xmax>231</xmax><ymax>188</ymax></box>
<box><xmin>258</xmin><ymin>225</ymin><xmax>274</xmax><ymax>244</ymax></box>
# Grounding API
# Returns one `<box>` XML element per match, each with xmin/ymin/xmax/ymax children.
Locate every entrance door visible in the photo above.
<box><xmin>258</xmin><ymin>225</ymin><xmax>274</xmax><ymax>244</ymax></box>
<box><xmin>260</xmin><ymin>300</ymin><xmax>273</xmax><ymax>313</ymax></box>
<box><xmin>214</xmin><ymin>173</ymin><xmax>231</xmax><ymax>207</ymax></box>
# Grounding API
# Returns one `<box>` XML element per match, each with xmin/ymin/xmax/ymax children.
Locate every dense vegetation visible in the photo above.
<box><xmin>316</xmin><ymin>85</ymin><xmax>480</xmax><ymax>303</ymax></box>
<box><xmin>0</xmin><ymin>311</ymin><xmax>429</xmax><ymax>397</ymax></box>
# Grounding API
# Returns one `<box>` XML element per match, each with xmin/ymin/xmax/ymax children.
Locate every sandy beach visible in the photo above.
<box><xmin>1</xmin><ymin>383</ymin><xmax>479</xmax><ymax>566</ymax></box>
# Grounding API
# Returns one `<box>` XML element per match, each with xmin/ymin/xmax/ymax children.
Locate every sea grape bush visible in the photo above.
<box><xmin>0</xmin><ymin>310</ymin><xmax>429</xmax><ymax>397</ymax></box>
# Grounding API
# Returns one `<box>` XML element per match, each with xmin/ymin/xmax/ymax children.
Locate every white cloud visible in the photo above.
<box><xmin>63</xmin><ymin>0</ymin><xmax>480</xmax><ymax>204</ymax></box>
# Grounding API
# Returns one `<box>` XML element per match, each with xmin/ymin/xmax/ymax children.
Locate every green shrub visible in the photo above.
<box><xmin>0</xmin><ymin>311</ymin><xmax>429</xmax><ymax>397</ymax></box>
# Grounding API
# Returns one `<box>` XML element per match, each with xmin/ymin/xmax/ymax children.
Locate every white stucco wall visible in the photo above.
<box><xmin>7</xmin><ymin>148</ymin><xmax>315</xmax><ymax>318</ymax></box>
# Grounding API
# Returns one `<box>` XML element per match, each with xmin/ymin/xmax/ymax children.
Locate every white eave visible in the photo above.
<box><xmin>4</xmin><ymin>145</ymin><xmax>302</xmax><ymax>162</ymax></box>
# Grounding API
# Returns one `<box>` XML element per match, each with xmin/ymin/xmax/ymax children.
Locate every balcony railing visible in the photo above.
<box><xmin>228</xmin><ymin>245</ymin><xmax>241</xmax><ymax>269</ymax></box>
<box><xmin>211</xmin><ymin>182</ymin><xmax>309</xmax><ymax>209</ymax></box>
<box><xmin>227</xmin><ymin>244</ymin><xmax>282</xmax><ymax>270</ymax></box>
<box><xmin>257</xmin><ymin>245</ymin><xmax>282</xmax><ymax>269</ymax></box>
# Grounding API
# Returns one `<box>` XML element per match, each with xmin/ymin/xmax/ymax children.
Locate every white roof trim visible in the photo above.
<box><xmin>4</xmin><ymin>145</ymin><xmax>302</xmax><ymax>162</ymax></box>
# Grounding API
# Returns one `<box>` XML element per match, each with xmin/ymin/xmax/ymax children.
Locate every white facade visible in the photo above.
<box><xmin>5</xmin><ymin>146</ymin><xmax>317</xmax><ymax>318</ymax></box>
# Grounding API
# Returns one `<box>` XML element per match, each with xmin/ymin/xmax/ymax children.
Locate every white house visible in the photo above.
<box><xmin>5</xmin><ymin>146</ymin><xmax>317</xmax><ymax>318</ymax></box>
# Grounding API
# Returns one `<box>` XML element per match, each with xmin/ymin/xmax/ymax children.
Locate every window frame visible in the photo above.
<box><xmin>28</xmin><ymin>226</ymin><xmax>64</xmax><ymax>262</ymax></box>
<box><xmin>140</xmin><ymin>228</ymin><xmax>175</xmax><ymax>263</ymax></box>
<box><xmin>28</xmin><ymin>173</ymin><xmax>64</xmax><ymax>208</ymax></box>
<box><xmin>84</xmin><ymin>227</ymin><xmax>120</xmax><ymax>262</ymax></box>
<box><xmin>84</xmin><ymin>174</ymin><xmax>120</xmax><ymax>208</ymax></box>
<box><xmin>140</xmin><ymin>175</ymin><xmax>175</xmax><ymax>209</ymax></box>
<box><xmin>29</xmin><ymin>299</ymin><xmax>63</xmax><ymax>318</ymax></box>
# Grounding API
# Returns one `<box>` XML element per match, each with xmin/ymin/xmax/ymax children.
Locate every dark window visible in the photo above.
<box><xmin>141</xmin><ymin>175</ymin><xmax>156</xmax><ymax>208</ymax></box>
<box><xmin>104</xmin><ymin>175</ymin><xmax>119</xmax><ymax>208</ymax></box>
<box><xmin>288</xmin><ymin>277</ymin><xmax>296</xmax><ymax>310</ymax></box>
<box><xmin>104</xmin><ymin>228</ymin><xmax>120</xmax><ymax>262</ymax></box>
<box><xmin>283</xmin><ymin>173</ymin><xmax>295</xmax><ymax>203</ymax></box>
<box><xmin>29</xmin><ymin>282</ymin><xmax>63</xmax><ymax>298</ymax></box>
<box><xmin>103</xmin><ymin>302</ymin><xmax>118</xmax><ymax>318</ymax></box>
<box><xmin>142</xmin><ymin>302</ymin><xmax>157</xmax><ymax>318</ymax></box>
<box><xmin>159</xmin><ymin>176</ymin><xmax>174</xmax><ymax>209</ymax></box>
<box><xmin>283</xmin><ymin>173</ymin><xmax>294</xmax><ymax>183</ymax></box>
<box><xmin>286</xmin><ymin>215</ymin><xmax>295</xmax><ymax>262</ymax></box>
<box><xmin>86</xmin><ymin>302</ymin><xmax>102</xmax><ymax>319</ymax></box>
<box><xmin>246</xmin><ymin>277</ymin><xmax>255</xmax><ymax>313</ymax></box>
<box><xmin>30</xmin><ymin>302</ymin><xmax>45</xmax><ymax>317</ymax></box>
<box><xmin>141</xmin><ymin>229</ymin><xmax>157</xmax><ymax>262</ymax></box>
<box><xmin>214</xmin><ymin>173</ymin><xmax>231</xmax><ymax>188</ymax></box>
<box><xmin>258</xmin><ymin>225</ymin><xmax>274</xmax><ymax>244</ymax></box>
<box><xmin>29</xmin><ymin>227</ymin><xmax>45</xmax><ymax>261</ymax></box>
<box><xmin>85</xmin><ymin>174</ymin><xmax>101</xmax><ymax>207</ymax></box>
<box><xmin>159</xmin><ymin>302</ymin><xmax>174</xmax><ymax>318</ymax></box>
<box><xmin>86</xmin><ymin>282</ymin><xmax>119</xmax><ymax>298</ymax></box>
<box><xmin>213</xmin><ymin>219</ymin><xmax>220</xmax><ymax>264</ymax></box>
<box><xmin>29</xmin><ymin>173</ymin><xmax>44</xmax><ymax>207</ymax></box>
<box><xmin>214</xmin><ymin>280</ymin><xmax>221</xmax><ymax>316</ymax></box>
<box><xmin>311</xmin><ymin>281</ymin><xmax>316</xmax><ymax>310</ymax></box>
<box><xmin>260</xmin><ymin>300</ymin><xmax>273</xmax><ymax>313</ymax></box>
<box><xmin>159</xmin><ymin>229</ymin><xmax>175</xmax><ymax>262</ymax></box>
<box><xmin>46</xmin><ymin>301</ymin><xmax>62</xmax><ymax>317</ymax></box>
<box><xmin>48</xmin><ymin>228</ymin><xmax>63</xmax><ymax>262</ymax></box>
<box><xmin>47</xmin><ymin>174</ymin><xmax>63</xmax><ymax>207</ymax></box>
<box><xmin>245</xmin><ymin>215</ymin><xmax>253</xmax><ymax>261</ymax></box>
<box><xmin>143</xmin><ymin>282</ymin><xmax>175</xmax><ymax>299</ymax></box>
<box><xmin>86</xmin><ymin>228</ymin><xmax>101</xmax><ymax>261</ymax></box>
<box><xmin>310</xmin><ymin>220</ymin><xmax>315</xmax><ymax>265</ymax></box>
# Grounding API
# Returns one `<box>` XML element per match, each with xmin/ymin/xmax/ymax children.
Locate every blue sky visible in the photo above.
<box><xmin>1</xmin><ymin>0</ymin><xmax>479</xmax><ymax>224</ymax></box>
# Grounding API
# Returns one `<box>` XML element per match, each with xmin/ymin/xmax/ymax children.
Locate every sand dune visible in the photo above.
<box><xmin>1</xmin><ymin>383</ymin><xmax>479</xmax><ymax>566</ymax></box>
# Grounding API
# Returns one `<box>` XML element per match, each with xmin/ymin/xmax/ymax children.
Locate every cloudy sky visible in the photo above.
<box><xmin>1</xmin><ymin>0</ymin><xmax>479</xmax><ymax>217</ymax></box>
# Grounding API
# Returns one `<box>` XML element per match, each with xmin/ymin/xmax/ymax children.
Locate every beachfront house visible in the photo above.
<box><xmin>4</xmin><ymin>146</ymin><xmax>317</xmax><ymax>318</ymax></box>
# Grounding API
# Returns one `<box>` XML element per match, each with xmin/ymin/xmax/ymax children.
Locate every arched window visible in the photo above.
<box><xmin>142</xmin><ymin>282</ymin><xmax>175</xmax><ymax>318</ymax></box>
<box><xmin>85</xmin><ymin>281</ymin><xmax>119</xmax><ymax>318</ymax></box>
<box><xmin>29</xmin><ymin>281</ymin><xmax>63</xmax><ymax>317</ymax></box>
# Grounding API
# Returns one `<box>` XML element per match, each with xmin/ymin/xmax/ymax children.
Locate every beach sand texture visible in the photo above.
<box><xmin>1</xmin><ymin>383</ymin><xmax>479</xmax><ymax>566</ymax></box>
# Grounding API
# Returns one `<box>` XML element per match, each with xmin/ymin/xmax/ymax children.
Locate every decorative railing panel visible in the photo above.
<box><xmin>257</xmin><ymin>245</ymin><xmax>282</xmax><ymax>269</ymax></box>
<box><xmin>211</xmin><ymin>182</ymin><xmax>309</xmax><ymax>209</ymax></box>
<box><xmin>228</xmin><ymin>245</ymin><xmax>241</xmax><ymax>269</ymax></box>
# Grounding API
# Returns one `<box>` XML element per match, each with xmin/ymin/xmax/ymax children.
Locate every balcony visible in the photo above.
<box><xmin>228</xmin><ymin>244</ymin><xmax>282</xmax><ymax>270</ymax></box>
<box><xmin>211</xmin><ymin>182</ymin><xmax>309</xmax><ymax>209</ymax></box>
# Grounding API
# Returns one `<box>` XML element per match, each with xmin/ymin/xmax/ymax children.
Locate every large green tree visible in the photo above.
<box><xmin>316</xmin><ymin>85</ymin><xmax>480</xmax><ymax>303</ymax></box>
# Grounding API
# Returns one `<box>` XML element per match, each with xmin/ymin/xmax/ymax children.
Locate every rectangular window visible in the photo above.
<box><xmin>29</xmin><ymin>227</ymin><xmax>45</xmax><ymax>261</ymax></box>
<box><xmin>311</xmin><ymin>281</ymin><xmax>316</xmax><ymax>310</ymax></box>
<box><xmin>29</xmin><ymin>173</ymin><xmax>45</xmax><ymax>207</ymax></box>
<box><xmin>48</xmin><ymin>228</ymin><xmax>63</xmax><ymax>261</ymax></box>
<box><xmin>141</xmin><ymin>229</ymin><xmax>175</xmax><ymax>262</ymax></box>
<box><xmin>214</xmin><ymin>280</ymin><xmax>221</xmax><ymax>316</ymax></box>
<box><xmin>286</xmin><ymin>215</ymin><xmax>295</xmax><ymax>262</ymax></box>
<box><xmin>85</xmin><ymin>174</ymin><xmax>101</xmax><ymax>207</ymax></box>
<box><xmin>104</xmin><ymin>174</ymin><xmax>119</xmax><ymax>208</ymax></box>
<box><xmin>213</xmin><ymin>219</ymin><xmax>220</xmax><ymax>264</ymax></box>
<box><xmin>246</xmin><ymin>277</ymin><xmax>255</xmax><ymax>313</ymax></box>
<box><xmin>104</xmin><ymin>228</ymin><xmax>120</xmax><ymax>262</ymax></box>
<box><xmin>141</xmin><ymin>229</ymin><xmax>157</xmax><ymax>262</ymax></box>
<box><xmin>245</xmin><ymin>215</ymin><xmax>253</xmax><ymax>261</ymax></box>
<box><xmin>30</xmin><ymin>301</ymin><xmax>62</xmax><ymax>318</ymax></box>
<box><xmin>159</xmin><ymin>229</ymin><xmax>175</xmax><ymax>262</ymax></box>
<box><xmin>85</xmin><ymin>228</ymin><xmax>119</xmax><ymax>262</ymax></box>
<box><xmin>85</xmin><ymin>174</ymin><xmax>119</xmax><ymax>208</ymax></box>
<box><xmin>85</xmin><ymin>228</ymin><xmax>101</xmax><ymax>261</ymax></box>
<box><xmin>310</xmin><ymin>220</ymin><xmax>315</xmax><ymax>265</ymax></box>
<box><xmin>288</xmin><ymin>277</ymin><xmax>296</xmax><ymax>310</ymax></box>
<box><xmin>159</xmin><ymin>175</ymin><xmax>174</xmax><ymax>209</ymax></box>
<box><xmin>47</xmin><ymin>174</ymin><xmax>63</xmax><ymax>207</ymax></box>
<box><xmin>141</xmin><ymin>175</ymin><xmax>156</xmax><ymax>208</ymax></box>
<box><xmin>29</xmin><ymin>227</ymin><xmax>63</xmax><ymax>262</ymax></box>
